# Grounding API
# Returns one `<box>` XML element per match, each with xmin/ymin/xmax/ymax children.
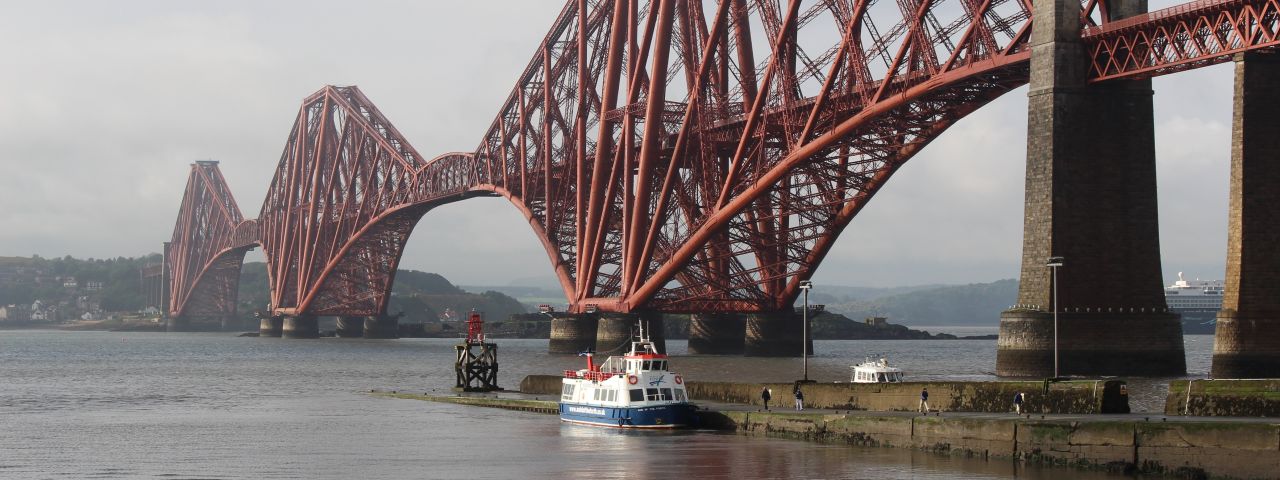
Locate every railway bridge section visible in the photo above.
<box><xmin>157</xmin><ymin>0</ymin><xmax>1280</xmax><ymax>377</ymax></box>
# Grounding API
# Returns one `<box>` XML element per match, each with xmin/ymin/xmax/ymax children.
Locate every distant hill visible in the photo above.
<box><xmin>823</xmin><ymin>279</ymin><xmax>1018</xmax><ymax>327</ymax></box>
<box><xmin>804</xmin><ymin>284</ymin><xmax>949</xmax><ymax>305</ymax></box>
<box><xmin>236</xmin><ymin>263</ymin><xmax>528</xmax><ymax>323</ymax></box>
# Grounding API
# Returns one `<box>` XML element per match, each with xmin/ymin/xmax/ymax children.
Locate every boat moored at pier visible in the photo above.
<box><xmin>851</xmin><ymin>357</ymin><xmax>905</xmax><ymax>383</ymax></box>
<box><xmin>558</xmin><ymin>323</ymin><xmax>697</xmax><ymax>428</ymax></box>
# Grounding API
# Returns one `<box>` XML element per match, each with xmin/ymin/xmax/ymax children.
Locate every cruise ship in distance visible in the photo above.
<box><xmin>1165</xmin><ymin>272</ymin><xmax>1223</xmax><ymax>334</ymax></box>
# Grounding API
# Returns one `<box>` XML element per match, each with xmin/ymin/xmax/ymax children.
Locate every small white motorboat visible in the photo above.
<box><xmin>851</xmin><ymin>357</ymin><xmax>905</xmax><ymax>383</ymax></box>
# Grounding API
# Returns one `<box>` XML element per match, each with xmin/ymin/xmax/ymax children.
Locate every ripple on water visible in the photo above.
<box><xmin>0</xmin><ymin>330</ymin><xmax>1209</xmax><ymax>479</ymax></box>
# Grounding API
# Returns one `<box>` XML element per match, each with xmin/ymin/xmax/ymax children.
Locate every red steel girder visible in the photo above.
<box><xmin>174</xmin><ymin>0</ymin><xmax>1280</xmax><ymax>319</ymax></box>
<box><xmin>256</xmin><ymin>86</ymin><xmax>470</xmax><ymax>317</ymax></box>
<box><xmin>452</xmin><ymin>0</ymin><xmax>1036</xmax><ymax>313</ymax></box>
<box><xmin>167</xmin><ymin>161</ymin><xmax>257</xmax><ymax>319</ymax></box>
<box><xmin>1084</xmin><ymin>0</ymin><xmax>1280</xmax><ymax>81</ymax></box>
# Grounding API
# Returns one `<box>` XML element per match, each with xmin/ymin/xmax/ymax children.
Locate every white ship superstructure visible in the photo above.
<box><xmin>1164</xmin><ymin>272</ymin><xmax>1224</xmax><ymax>312</ymax></box>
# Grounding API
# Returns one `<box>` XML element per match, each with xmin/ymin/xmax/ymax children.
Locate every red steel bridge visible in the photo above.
<box><xmin>159</xmin><ymin>0</ymin><xmax>1279</xmax><ymax>372</ymax></box>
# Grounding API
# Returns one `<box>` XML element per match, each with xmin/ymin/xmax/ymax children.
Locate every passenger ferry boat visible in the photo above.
<box><xmin>558</xmin><ymin>323</ymin><xmax>697</xmax><ymax>429</ymax></box>
<box><xmin>850</xmin><ymin>357</ymin><xmax>905</xmax><ymax>383</ymax></box>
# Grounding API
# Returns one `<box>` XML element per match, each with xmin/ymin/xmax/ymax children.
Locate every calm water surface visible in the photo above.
<box><xmin>0</xmin><ymin>330</ymin><xmax>1211</xmax><ymax>479</ymax></box>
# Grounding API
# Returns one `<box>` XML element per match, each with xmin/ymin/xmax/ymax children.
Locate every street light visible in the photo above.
<box><xmin>799</xmin><ymin>280</ymin><xmax>813</xmax><ymax>382</ymax></box>
<box><xmin>1046</xmin><ymin>256</ymin><xmax>1064</xmax><ymax>379</ymax></box>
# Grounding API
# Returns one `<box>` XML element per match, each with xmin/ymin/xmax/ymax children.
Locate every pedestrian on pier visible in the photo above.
<box><xmin>793</xmin><ymin>385</ymin><xmax>804</xmax><ymax>411</ymax></box>
<box><xmin>918</xmin><ymin>387</ymin><xmax>930</xmax><ymax>413</ymax></box>
<box><xmin>1013</xmin><ymin>392</ymin><xmax>1024</xmax><ymax>414</ymax></box>
<box><xmin>761</xmin><ymin>386</ymin><xmax>772</xmax><ymax>411</ymax></box>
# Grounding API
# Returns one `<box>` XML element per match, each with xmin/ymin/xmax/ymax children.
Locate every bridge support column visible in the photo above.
<box><xmin>282</xmin><ymin>315</ymin><xmax>319</xmax><ymax>339</ymax></box>
<box><xmin>220</xmin><ymin>315</ymin><xmax>238</xmax><ymax>331</ymax></box>
<box><xmin>548</xmin><ymin>313</ymin><xmax>598</xmax><ymax>354</ymax></box>
<box><xmin>336</xmin><ymin>316</ymin><xmax>365</xmax><ymax>338</ymax></box>
<box><xmin>364</xmin><ymin>315</ymin><xmax>399</xmax><ymax>339</ymax></box>
<box><xmin>596</xmin><ymin>313</ymin><xmax>637</xmax><ymax>355</ymax></box>
<box><xmin>259</xmin><ymin>316</ymin><xmax>283</xmax><ymax>337</ymax></box>
<box><xmin>688</xmin><ymin>313</ymin><xmax>745</xmax><ymax>355</ymax></box>
<box><xmin>166</xmin><ymin>315</ymin><xmax>190</xmax><ymax>332</ymax></box>
<box><xmin>640</xmin><ymin>311</ymin><xmax>666</xmax><ymax>354</ymax></box>
<box><xmin>744</xmin><ymin>311</ymin><xmax>811</xmax><ymax>357</ymax></box>
<box><xmin>594</xmin><ymin>311</ymin><xmax>667</xmax><ymax>355</ymax></box>
<box><xmin>996</xmin><ymin>0</ymin><xmax>1184</xmax><ymax>376</ymax></box>
<box><xmin>1213</xmin><ymin>51</ymin><xmax>1280</xmax><ymax>379</ymax></box>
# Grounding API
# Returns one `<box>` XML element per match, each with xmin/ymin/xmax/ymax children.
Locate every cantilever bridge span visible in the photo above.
<box><xmin>163</xmin><ymin>0</ymin><xmax>1280</xmax><ymax>371</ymax></box>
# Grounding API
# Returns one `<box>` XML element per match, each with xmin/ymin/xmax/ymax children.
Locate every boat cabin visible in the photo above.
<box><xmin>851</xmin><ymin>358</ymin><xmax>905</xmax><ymax>383</ymax></box>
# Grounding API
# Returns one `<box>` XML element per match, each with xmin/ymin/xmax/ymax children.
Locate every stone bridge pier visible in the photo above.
<box><xmin>259</xmin><ymin>315</ymin><xmax>284</xmax><ymax>337</ymax></box>
<box><xmin>336</xmin><ymin>316</ymin><xmax>364</xmax><ymax>338</ymax></box>
<box><xmin>744</xmin><ymin>311</ymin><xmax>813</xmax><ymax>357</ymax></box>
<box><xmin>547</xmin><ymin>312</ymin><xmax>598</xmax><ymax>354</ymax></box>
<box><xmin>595</xmin><ymin>311</ymin><xmax>665</xmax><ymax>355</ymax></box>
<box><xmin>282</xmin><ymin>315</ymin><xmax>319</xmax><ymax>339</ymax></box>
<box><xmin>1212</xmin><ymin>51</ymin><xmax>1280</xmax><ymax>378</ymax></box>
<box><xmin>997</xmin><ymin>0</ymin><xmax>1185</xmax><ymax>376</ymax></box>
<box><xmin>687</xmin><ymin>313</ymin><xmax>746</xmax><ymax>355</ymax></box>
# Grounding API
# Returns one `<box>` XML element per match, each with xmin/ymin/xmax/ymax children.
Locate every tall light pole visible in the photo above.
<box><xmin>799</xmin><ymin>280</ymin><xmax>812</xmax><ymax>381</ymax></box>
<box><xmin>1046</xmin><ymin>256</ymin><xmax>1064</xmax><ymax>378</ymax></box>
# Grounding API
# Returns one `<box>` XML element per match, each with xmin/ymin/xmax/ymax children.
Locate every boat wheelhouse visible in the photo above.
<box><xmin>851</xmin><ymin>357</ymin><xmax>905</xmax><ymax>383</ymax></box>
<box><xmin>558</xmin><ymin>323</ymin><xmax>697</xmax><ymax>428</ymax></box>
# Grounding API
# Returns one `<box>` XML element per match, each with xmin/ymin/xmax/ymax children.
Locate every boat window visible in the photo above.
<box><xmin>660</xmin><ymin>388</ymin><xmax>673</xmax><ymax>401</ymax></box>
<box><xmin>654</xmin><ymin>361</ymin><xmax>665</xmax><ymax>370</ymax></box>
<box><xmin>674</xmin><ymin>389</ymin><xmax>686</xmax><ymax>402</ymax></box>
<box><xmin>629</xmin><ymin>389</ymin><xmax>644</xmax><ymax>402</ymax></box>
<box><xmin>642</xmin><ymin>361</ymin><xmax>651</xmax><ymax>371</ymax></box>
<box><xmin>646</xmin><ymin>388</ymin><xmax>660</xmax><ymax>401</ymax></box>
<box><xmin>562</xmin><ymin>384</ymin><xmax>575</xmax><ymax>396</ymax></box>
<box><xmin>606</xmin><ymin>390</ymin><xmax>616</xmax><ymax>402</ymax></box>
<box><xmin>878</xmin><ymin>373</ymin><xmax>886</xmax><ymax>382</ymax></box>
<box><xmin>592</xmin><ymin>389</ymin><xmax>601</xmax><ymax>401</ymax></box>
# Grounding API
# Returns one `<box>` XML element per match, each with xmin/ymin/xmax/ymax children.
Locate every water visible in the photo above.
<box><xmin>0</xmin><ymin>331</ymin><xmax>1212</xmax><ymax>479</ymax></box>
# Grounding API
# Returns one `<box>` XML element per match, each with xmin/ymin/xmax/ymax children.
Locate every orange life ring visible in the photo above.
<box><xmin>627</xmin><ymin>375</ymin><xmax>638</xmax><ymax>385</ymax></box>
<box><xmin>674</xmin><ymin>375</ymin><xmax>683</xmax><ymax>385</ymax></box>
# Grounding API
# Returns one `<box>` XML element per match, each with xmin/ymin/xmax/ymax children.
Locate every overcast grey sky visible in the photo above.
<box><xmin>0</xmin><ymin>0</ymin><xmax>1234</xmax><ymax>289</ymax></box>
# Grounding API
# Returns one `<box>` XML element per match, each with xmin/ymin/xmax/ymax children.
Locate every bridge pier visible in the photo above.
<box><xmin>259</xmin><ymin>316</ymin><xmax>283</xmax><ymax>337</ymax></box>
<box><xmin>744</xmin><ymin>311</ymin><xmax>811</xmax><ymax>357</ymax></box>
<box><xmin>336</xmin><ymin>316</ymin><xmax>365</xmax><ymax>338</ymax></box>
<box><xmin>547</xmin><ymin>312</ymin><xmax>598</xmax><ymax>354</ymax></box>
<box><xmin>687</xmin><ymin>313</ymin><xmax>745</xmax><ymax>355</ymax></box>
<box><xmin>594</xmin><ymin>312</ymin><xmax>666</xmax><ymax>355</ymax></box>
<box><xmin>996</xmin><ymin>0</ymin><xmax>1184</xmax><ymax>376</ymax></box>
<box><xmin>364</xmin><ymin>315</ymin><xmax>399</xmax><ymax>339</ymax></box>
<box><xmin>220</xmin><ymin>314</ymin><xmax>239</xmax><ymax>331</ymax></box>
<box><xmin>1213</xmin><ymin>51</ymin><xmax>1280</xmax><ymax>379</ymax></box>
<box><xmin>166</xmin><ymin>316</ymin><xmax>190</xmax><ymax>332</ymax></box>
<box><xmin>282</xmin><ymin>315</ymin><xmax>319</xmax><ymax>339</ymax></box>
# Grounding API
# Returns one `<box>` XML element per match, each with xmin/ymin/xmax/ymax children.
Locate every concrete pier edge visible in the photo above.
<box><xmin>379</xmin><ymin>382</ymin><xmax>1280</xmax><ymax>480</ymax></box>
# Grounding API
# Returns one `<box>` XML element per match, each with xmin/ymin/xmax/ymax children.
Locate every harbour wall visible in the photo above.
<box><xmin>385</xmin><ymin>388</ymin><xmax>1280</xmax><ymax>479</ymax></box>
<box><xmin>704</xmin><ymin>411</ymin><xmax>1280</xmax><ymax>479</ymax></box>
<box><xmin>520</xmin><ymin>376</ymin><xmax>1127</xmax><ymax>414</ymax></box>
<box><xmin>1165</xmin><ymin>379</ymin><xmax>1280</xmax><ymax>417</ymax></box>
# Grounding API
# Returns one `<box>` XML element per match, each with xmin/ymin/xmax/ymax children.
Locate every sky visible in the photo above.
<box><xmin>0</xmin><ymin>0</ymin><xmax>1235</xmax><ymax>290</ymax></box>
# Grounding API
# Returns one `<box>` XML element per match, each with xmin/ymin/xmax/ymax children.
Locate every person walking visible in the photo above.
<box><xmin>1013</xmin><ymin>391</ymin><xmax>1024</xmax><ymax>414</ymax></box>
<box><xmin>794</xmin><ymin>385</ymin><xmax>805</xmax><ymax>411</ymax></box>
<box><xmin>761</xmin><ymin>386</ymin><xmax>772</xmax><ymax>411</ymax></box>
<box><xmin>918</xmin><ymin>387</ymin><xmax>930</xmax><ymax>413</ymax></box>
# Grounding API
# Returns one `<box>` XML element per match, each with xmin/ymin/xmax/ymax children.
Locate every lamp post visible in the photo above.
<box><xmin>799</xmin><ymin>280</ymin><xmax>813</xmax><ymax>381</ymax></box>
<box><xmin>1046</xmin><ymin>256</ymin><xmax>1064</xmax><ymax>378</ymax></box>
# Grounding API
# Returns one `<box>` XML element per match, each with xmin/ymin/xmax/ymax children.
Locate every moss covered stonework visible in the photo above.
<box><xmin>1165</xmin><ymin>379</ymin><xmax>1280</xmax><ymax>417</ymax></box>
<box><xmin>706</xmin><ymin>410</ymin><xmax>1280</xmax><ymax>479</ymax></box>
<box><xmin>522</xmin><ymin>376</ymin><xmax>1127</xmax><ymax>414</ymax></box>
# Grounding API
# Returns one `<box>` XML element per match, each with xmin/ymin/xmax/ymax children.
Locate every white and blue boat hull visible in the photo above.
<box><xmin>559</xmin><ymin>402</ymin><xmax>697</xmax><ymax>429</ymax></box>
